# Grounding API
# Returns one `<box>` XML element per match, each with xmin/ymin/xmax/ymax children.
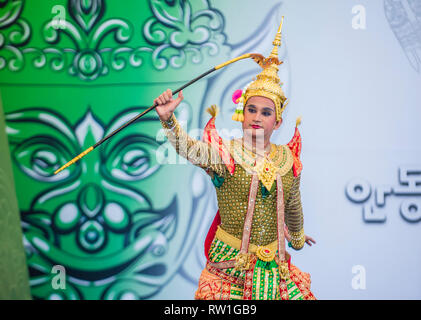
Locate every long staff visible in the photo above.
<box><xmin>54</xmin><ymin>17</ymin><xmax>285</xmax><ymax>175</ymax></box>
<box><xmin>53</xmin><ymin>53</ymin><xmax>263</xmax><ymax>175</ymax></box>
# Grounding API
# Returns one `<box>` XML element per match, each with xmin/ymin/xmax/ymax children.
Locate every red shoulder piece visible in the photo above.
<box><xmin>287</xmin><ymin>125</ymin><xmax>303</xmax><ymax>177</ymax></box>
<box><xmin>204</xmin><ymin>211</ymin><xmax>221</xmax><ymax>261</ymax></box>
<box><xmin>202</xmin><ymin>109</ymin><xmax>235</xmax><ymax>175</ymax></box>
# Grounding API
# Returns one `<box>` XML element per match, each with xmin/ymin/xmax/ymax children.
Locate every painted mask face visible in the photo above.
<box><xmin>1</xmin><ymin>0</ymin><xmax>289</xmax><ymax>300</ymax></box>
<box><xmin>0</xmin><ymin>0</ymin><xmax>231</xmax><ymax>299</ymax></box>
<box><xmin>6</xmin><ymin>104</ymin><xmax>203</xmax><ymax>299</ymax></box>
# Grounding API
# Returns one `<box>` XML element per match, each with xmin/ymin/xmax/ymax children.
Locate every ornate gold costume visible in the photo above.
<box><xmin>159</xmin><ymin>18</ymin><xmax>314</xmax><ymax>300</ymax></box>
<box><xmin>161</xmin><ymin>114</ymin><xmax>305</xmax><ymax>250</ymax></box>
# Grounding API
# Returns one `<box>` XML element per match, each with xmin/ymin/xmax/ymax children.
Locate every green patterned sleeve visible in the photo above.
<box><xmin>284</xmin><ymin>173</ymin><xmax>305</xmax><ymax>250</ymax></box>
<box><xmin>160</xmin><ymin>113</ymin><xmax>227</xmax><ymax>177</ymax></box>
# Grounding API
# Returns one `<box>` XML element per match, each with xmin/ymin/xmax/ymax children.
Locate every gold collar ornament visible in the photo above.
<box><xmin>229</xmin><ymin>139</ymin><xmax>293</xmax><ymax>191</ymax></box>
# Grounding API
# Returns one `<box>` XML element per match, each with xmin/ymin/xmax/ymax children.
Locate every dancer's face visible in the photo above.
<box><xmin>242</xmin><ymin>96</ymin><xmax>282</xmax><ymax>145</ymax></box>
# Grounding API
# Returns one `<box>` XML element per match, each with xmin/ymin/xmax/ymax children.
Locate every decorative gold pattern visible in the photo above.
<box><xmin>284</xmin><ymin>173</ymin><xmax>305</xmax><ymax>249</ymax></box>
<box><xmin>215</xmin><ymin>226</ymin><xmax>278</xmax><ymax>253</ymax></box>
<box><xmin>289</xmin><ymin>229</ymin><xmax>305</xmax><ymax>250</ymax></box>
<box><xmin>161</xmin><ymin>114</ymin><xmax>228</xmax><ymax>177</ymax></box>
<box><xmin>242</xmin><ymin>18</ymin><xmax>288</xmax><ymax>122</ymax></box>
<box><xmin>255</xmin><ymin>159</ymin><xmax>278</xmax><ymax>191</ymax></box>
<box><xmin>279</xmin><ymin>261</ymin><xmax>290</xmax><ymax>281</ymax></box>
<box><xmin>256</xmin><ymin>246</ymin><xmax>276</xmax><ymax>262</ymax></box>
<box><xmin>217</xmin><ymin>165</ymin><xmax>296</xmax><ymax>245</ymax></box>
<box><xmin>234</xmin><ymin>253</ymin><xmax>251</xmax><ymax>271</ymax></box>
<box><xmin>230</xmin><ymin>138</ymin><xmax>293</xmax><ymax>191</ymax></box>
<box><xmin>160</xmin><ymin>115</ymin><xmax>304</xmax><ymax>246</ymax></box>
<box><xmin>202</xmin><ymin>237</ymin><xmax>316</xmax><ymax>300</ymax></box>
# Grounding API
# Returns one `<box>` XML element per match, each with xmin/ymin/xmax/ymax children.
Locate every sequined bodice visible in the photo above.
<box><xmin>216</xmin><ymin>165</ymin><xmax>295</xmax><ymax>246</ymax></box>
<box><xmin>161</xmin><ymin>114</ymin><xmax>305</xmax><ymax>249</ymax></box>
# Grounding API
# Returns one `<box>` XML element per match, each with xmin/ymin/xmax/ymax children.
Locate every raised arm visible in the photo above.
<box><xmin>155</xmin><ymin>89</ymin><xmax>227</xmax><ymax>177</ymax></box>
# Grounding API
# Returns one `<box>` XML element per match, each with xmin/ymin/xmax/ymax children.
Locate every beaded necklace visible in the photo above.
<box><xmin>229</xmin><ymin>139</ymin><xmax>293</xmax><ymax>191</ymax></box>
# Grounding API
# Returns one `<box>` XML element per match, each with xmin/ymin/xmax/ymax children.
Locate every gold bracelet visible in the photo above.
<box><xmin>161</xmin><ymin>114</ymin><xmax>176</xmax><ymax>130</ymax></box>
<box><xmin>289</xmin><ymin>229</ymin><xmax>305</xmax><ymax>249</ymax></box>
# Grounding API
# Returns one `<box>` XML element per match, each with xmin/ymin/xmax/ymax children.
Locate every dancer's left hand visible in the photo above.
<box><xmin>304</xmin><ymin>235</ymin><xmax>316</xmax><ymax>247</ymax></box>
<box><xmin>284</xmin><ymin>225</ymin><xmax>316</xmax><ymax>247</ymax></box>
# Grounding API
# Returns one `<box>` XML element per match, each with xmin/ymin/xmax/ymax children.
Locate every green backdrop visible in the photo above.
<box><xmin>0</xmin><ymin>0</ymin><xmax>231</xmax><ymax>300</ymax></box>
<box><xmin>0</xmin><ymin>0</ymin><xmax>286</xmax><ymax>299</ymax></box>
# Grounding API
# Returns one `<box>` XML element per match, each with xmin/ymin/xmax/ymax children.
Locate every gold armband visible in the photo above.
<box><xmin>289</xmin><ymin>229</ymin><xmax>305</xmax><ymax>250</ymax></box>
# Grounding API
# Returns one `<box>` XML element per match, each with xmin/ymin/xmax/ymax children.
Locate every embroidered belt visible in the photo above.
<box><xmin>208</xmin><ymin>173</ymin><xmax>290</xmax><ymax>280</ymax></box>
<box><xmin>215</xmin><ymin>226</ymin><xmax>278</xmax><ymax>254</ymax></box>
<box><xmin>209</xmin><ymin>226</ymin><xmax>291</xmax><ymax>266</ymax></box>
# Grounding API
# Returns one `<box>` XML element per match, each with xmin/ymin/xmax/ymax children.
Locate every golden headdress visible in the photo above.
<box><xmin>232</xmin><ymin>17</ymin><xmax>288</xmax><ymax>122</ymax></box>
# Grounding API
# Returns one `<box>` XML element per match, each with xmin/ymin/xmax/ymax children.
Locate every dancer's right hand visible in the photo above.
<box><xmin>154</xmin><ymin>89</ymin><xmax>184</xmax><ymax>122</ymax></box>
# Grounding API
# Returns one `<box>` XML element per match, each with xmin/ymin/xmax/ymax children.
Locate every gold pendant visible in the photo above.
<box><xmin>256</xmin><ymin>159</ymin><xmax>277</xmax><ymax>191</ymax></box>
<box><xmin>234</xmin><ymin>253</ymin><xmax>251</xmax><ymax>271</ymax></box>
<box><xmin>279</xmin><ymin>261</ymin><xmax>290</xmax><ymax>281</ymax></box>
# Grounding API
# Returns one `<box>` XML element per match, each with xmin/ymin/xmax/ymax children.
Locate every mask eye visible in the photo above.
<box><xmin>122</xmin><ymin>149</ymin><xmax>148</xmax><ymax>175</ymax></box>
<box><xmin>106</xmin><ymin>135</ymin><xmax>161</xmax><ymax>181</ymax></box>
<box><xmin>13</xmin><ymin>137</ymin><xmax>77</xmax><ymax>182</ymax></box>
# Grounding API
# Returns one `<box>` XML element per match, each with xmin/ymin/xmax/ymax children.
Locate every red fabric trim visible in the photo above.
<box><xmin>220</xmin><ymin>281</ymin><xmax>232</xmax><ymax>300</ymax></box>
<box><xmin>243</xmin><ymin>256</ymin><xmax>257</xmax><ymax>300</ymax></box>
<box><xmin>206</xmin><ymin>263</ymin><xmax>245</xmax><ymax>286</ymax></box>
<box><xmin>203</xmin><ymin>116</ymin><xmax>235</xmax><ymax>175</ymax></box>
<box><xmin>279</xmin><ymin>280</ymin><xmax>289</xmax><ymax>300</ymax></box>
<box><xmin>204</xmin><ymin>210</ymin><xmax>221</xmax><ymax>261</ymax></box>
<box><xmin>287</xmin><ymin>126</ymin><xmax>303</xmax><ymax>177</ymax></box>
<box><xmin>289</xmin><ymin>264</ymin><xmax>317</xmax><ymax>300</ymax></box>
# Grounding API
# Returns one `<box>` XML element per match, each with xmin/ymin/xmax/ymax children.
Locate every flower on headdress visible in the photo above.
<box><xmin>231</xmin><ymin>82</ymin><xmax>252</xmax><ymax>122</ymax></box>
<box><xmin>232</xmin><ymin>89</ymin><xmax>243</xmax><ymax>104</ymax></box>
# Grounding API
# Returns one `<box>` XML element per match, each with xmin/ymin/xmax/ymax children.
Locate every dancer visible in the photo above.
<box><xmin>154</xmin><ymin>22</ymin><xmax>316</xmax><ymax>300</ymax></box>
